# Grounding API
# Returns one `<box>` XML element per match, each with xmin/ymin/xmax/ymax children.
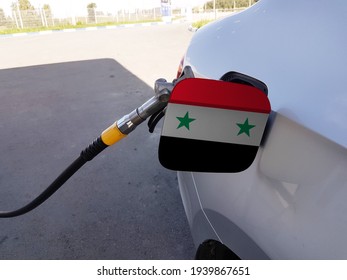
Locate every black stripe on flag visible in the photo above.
<box><xmin>159</xmin><ymin>136</ymin><xmax>259</xmax><ymax>173</ymax></box>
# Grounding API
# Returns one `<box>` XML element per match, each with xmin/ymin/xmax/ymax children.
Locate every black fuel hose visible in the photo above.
<box><xmin>0</xmin><ymin>137</ymin><xmax>107</xmax><ymax>218</ymax></box>
<box><xmin>0</xmin><ymin>73</ymin><xmax>176</xmax><ymax>218</ymax></box>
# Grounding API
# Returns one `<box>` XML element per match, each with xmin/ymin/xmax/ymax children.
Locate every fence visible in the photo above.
<box><xmin>0</xmin><ymin>6</ymin><xmax>249</xmax><ymax>31</ymax></box>
<box><xmin>0</xmin><ymin>7</ymin><xmax>163</xmax><ymax>30</ymax></box>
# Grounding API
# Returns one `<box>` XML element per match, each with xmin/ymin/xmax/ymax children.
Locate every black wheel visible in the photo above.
<box><xmin>195</xmin><ymin>239</ymin><xmax>241</xmax><ymax>260</ymax></box>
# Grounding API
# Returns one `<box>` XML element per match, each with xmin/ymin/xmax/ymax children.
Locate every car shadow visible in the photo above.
<box><xmin>0</xmin><ymin>59</ymin><xmax>195</xmax><ymax>259</ymax></box>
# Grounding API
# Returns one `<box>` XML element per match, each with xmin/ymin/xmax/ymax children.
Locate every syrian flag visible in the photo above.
<box><xmin>159</xmin><ymin>78</ymin><xmax>271</xmax><ymax>172</ymax></box>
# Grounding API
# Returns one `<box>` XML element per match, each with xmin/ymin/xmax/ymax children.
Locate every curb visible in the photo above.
<box><xmin>0</xmin><ymin>21</ymin><xmax>180</xmax><ymax>38</ymax></box>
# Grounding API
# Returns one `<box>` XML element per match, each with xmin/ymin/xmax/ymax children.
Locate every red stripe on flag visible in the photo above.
<box><xmin>169</xmin><ymin>78</ymin><xmax>271</xmax><ymax>113</ymax></box>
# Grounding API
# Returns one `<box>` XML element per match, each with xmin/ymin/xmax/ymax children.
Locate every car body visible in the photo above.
<box><xmin>177</xmin><ymin>0</ymin><xmax>347</xmax><ymax>259</ymax></box>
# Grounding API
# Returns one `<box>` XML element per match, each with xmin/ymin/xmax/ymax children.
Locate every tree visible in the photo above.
<box><xmin>87</xmin><ymin>3</ymin><xmax>97</xmax><ymax>9</ymax></box>
<box><xmin>41</xmin><ymin>4</ymin><xmax>52</xmax><ymax>27</ymax></box>
<box><xmin>0</xmin><ymin>8</ymin><xmax>7</xmax><ymax>26</ymax></box>
<box><xmin>18</xmin><ymin>0</ymin><xmax>35</xmax><ymax>10</ymax></box>
<box><xmin>87</xmin><ymin>3</ymin><xmax>97</xmax><ymax>23</ymax></box>
<box><xmin>43</xmin><ymin>4</ymin><xmax>51</xmax><ymax>13</ymax></box>
<box><xmin>11</xmin><ymin>0</ymin><xmax>39</xmax><ymax>28</ymax></box>
<box><xmin>43</xmin><ymin>4</ymin><xmax>52</xmax><ymax>18</ymax></box>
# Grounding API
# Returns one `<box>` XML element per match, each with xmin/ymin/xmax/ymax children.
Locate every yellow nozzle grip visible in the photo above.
<box><xmin>101</xmin><ymin>122</ymin><xmax>126</xmax><ymax>146</ymax></box>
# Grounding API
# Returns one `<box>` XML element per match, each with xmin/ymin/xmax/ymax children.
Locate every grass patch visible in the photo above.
<box><xmin>0</xmin><ymin>19</ymin><xmax>161</xmax><ymax>35</ymax></box>
<box><xmin>192</xmin><ymin>19</ymin><xmax>213</xmax><ymax>29</ymax></box>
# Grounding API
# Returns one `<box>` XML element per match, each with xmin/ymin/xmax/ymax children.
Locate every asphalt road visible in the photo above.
<box><xmin>0</xmin><ymin>23</ymin><xmax>196</xmax><ymax>259</ymax></box>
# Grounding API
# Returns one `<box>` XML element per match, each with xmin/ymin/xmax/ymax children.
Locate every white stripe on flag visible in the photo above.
<box><xmin>162</xmin><ymin>103</ymin><xmax>268</xmax><ymax>146</ymax></box>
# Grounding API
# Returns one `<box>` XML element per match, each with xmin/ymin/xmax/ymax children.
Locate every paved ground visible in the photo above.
<box><xmin>0</xmin><ymin>23</ymin><xmax>196</xmax><ymax>259</ymax></box>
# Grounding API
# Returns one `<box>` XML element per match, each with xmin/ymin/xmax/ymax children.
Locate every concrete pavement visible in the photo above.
<box><xmin>0</xmin><ymin>23</ymin><xmax>196</xmax><ymax>259</ymax></box>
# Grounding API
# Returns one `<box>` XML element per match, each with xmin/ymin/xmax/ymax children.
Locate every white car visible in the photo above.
<box><xmin>173</xmin><ymin>0</ymin><xmax>347</xmax><ymax>259</ymax></box>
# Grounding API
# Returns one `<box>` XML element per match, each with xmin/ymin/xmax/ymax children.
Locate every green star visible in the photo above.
<box><xmin>237</xmin><ymin>118</ymin><xmax>256</xmax><ymax>137</ymax></box>
<box><xmin>176</xmin><ymin>112</ymin><xmax>195</xmax><ymax>130</ymax></box>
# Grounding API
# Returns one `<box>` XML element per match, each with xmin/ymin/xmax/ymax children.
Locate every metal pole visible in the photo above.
<box><xmin>213</xmin><ymin>0</ymin><xmax>216</xmax><ymax>20</ymax></box>
<box><xmin>42</xmin><ymin>8</ymin><xmax>48</xmax><ymax>27</ymax></box>
<box><xmin>13</xmin><ymin>10</ymin><xmax>19</xmax><ymax>28</ymax></box>
<box><xmin>40</xmin><ymin>7</ymin><xmax>45</xmax><ymax>27</ymax></box>
<box><xmin>17</xmin><ymin>4</ymin><xmax>23</xmax><ymax>28</ymax></box>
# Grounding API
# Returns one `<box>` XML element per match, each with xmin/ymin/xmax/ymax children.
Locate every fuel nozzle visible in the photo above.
<box><xmin>99</xmin><ymin>78</ymin><xmax>172</xmax><ymax>146</ymax></box>
<box><xmin>100</xmin><ymin>66</ymin><xmax>194</xmax><ymax>146</ymax></box>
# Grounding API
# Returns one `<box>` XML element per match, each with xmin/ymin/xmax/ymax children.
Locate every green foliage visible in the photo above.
<box><xmin>87</xmin><ymin>2</ymin><xmax>97</xmax><ymax>22</ymax></box>
<box><xmin>192</xmin><ymin>19</ymin><xmax>213</xmax><ymax>29</ymax></box>
<box><xmin>0</xmin><ymin>8</ymin><xmax>6</xmax><ymax>22</ymax></box>
<box><xmin>42</xmin><ymin>4</ymin><xmax>52</xmax><ymax>19</ymax></box>
<box><xmin>0</xmin><ymin>19</ymin><xmax>161</xmax><ymax>35</ymax></box>
<box><xmin>20</xmin><ymin>0</ymin><xmax>34</xmax><ymax>10</ymax></box>
<box><xmin>0</xmin><ymin>8</ymin><xmax>11</xmax><ymax>28</ymax></box>
<box><xmin>0</xmin><ymin>8</ymin><xmax>16</xmax><ymax>28</ymax></box>
<box><xmin>12</xmin><ymin>0</ymin><xmax>35</xmax><ymax>10</ymax></box>
<box><xmin>87</xmin><ymin>3</ymin><xmax>97</xmax><ymax>9</ymax></box>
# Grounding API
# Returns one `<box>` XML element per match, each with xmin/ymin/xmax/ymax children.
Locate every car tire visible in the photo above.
<box><xmin>195</xmin><ymin>239</ymin><xmax>241</xmax><ymax>260</ymax></box>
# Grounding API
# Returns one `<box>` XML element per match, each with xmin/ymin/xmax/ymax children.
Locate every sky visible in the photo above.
<box><xmin>1</xmin><ymin>0</ymin><xmax>207</xmax><ymax>17</ymax></box>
